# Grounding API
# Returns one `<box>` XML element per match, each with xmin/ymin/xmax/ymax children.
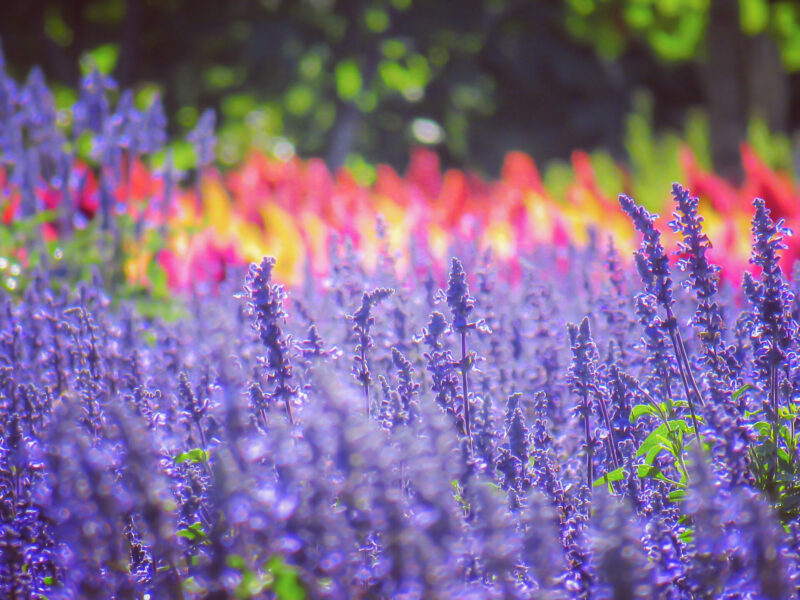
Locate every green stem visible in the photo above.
<box><xmin>461</xmin><ymin>331</ymin><xmax>473</xmax><ymax>450</ymax></box>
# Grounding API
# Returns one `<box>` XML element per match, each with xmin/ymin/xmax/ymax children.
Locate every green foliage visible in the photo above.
<box><xmin>624</xmin><ymin>92</ymin><xmax>683</xmax><ymax>211</ymax></box>
<box><xmin>593</xmin><ymin>464</ymin><xmax>625</xmax><ymax>488</ymax></box>
<box><xmin>174</xmin><ymin>448</ymin><xmax>211</xmax><ymax>465</ymax></box>
<box><xmin>176</xmin><ymin>521</ymin><xmax>207</xmax><ymax>542</ymax></box>
<box><xmin>0</xmin><ymin>202</ymin><xmax>185</xmax><ymax>323</ymax></box>
<box><xmin>565</xmin><ymin>0</ymin><xmax>709</xmax><ymax>62</ymax></box>
<box><xmin>451</xmin><ymin>479</ymin><xmax>470</xmax><ymax>514</ymax></box>
<box><xmin>740</xmin><ymin>0</ymin><xmax>770</xmax><ymax>35</ymax></box>
<box><xmin>748</xmin><ymin>400</ymin><xmax>800</xmax><ymax>522</ymax></box>
<box><xmin>748</xmin><ymin>117</ymin><xmax>795</xmax><ymax>173</ymax></box>
<box><xmin>335</xmin><ymin>60</ymin><xmax>363</xmax><ymax>101</ymax></box>
<box><xmin>16</xmin><ymin>0</ymin><xmax>800</xmax><ymax>174</ymax></box>
<box><xmin>594</xmin><ymin>383</ymin><xmax>700</xmax><ymax>495</ymax></box>
<box><xmin>80</xmin><ymin>43</ymin><xmax>120</xmax><ymax>76</ymax></box>
<box><xmin>564</xmin><ymin>0</ymin><xmax>800</xmax><ymax>71</ymax></box>
<box><xmin>267</xmin><ymin>556</ymin><xmax>306</xmax><ymax>600</ymax></box>
<box><xmin>345</xmin><ymin>153</ymin><xmax>377</xmax><ymax>186</ymax></box>
<box><xmin>774</xmin><ymin>2</ymin><xmax>800</xmax><ymax>70</ymax></box>
<box><xmin>629</xmin><ymin>393</ymin><xmax>696</xmax><ymax>492</ymax></box>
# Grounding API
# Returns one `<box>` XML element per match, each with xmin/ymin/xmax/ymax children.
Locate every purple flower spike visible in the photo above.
<box><xmin>244</xmin><ymin>256</ymin><xmax>297</xmax><ymax>424</ymax></box>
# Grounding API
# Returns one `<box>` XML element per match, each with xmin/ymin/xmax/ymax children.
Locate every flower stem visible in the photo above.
<box><xmin>664</xmin><ymin>308</ymin><xmax>702</xmax><ymax>443</ymax></box>
<box><xmin>461</xmin><ymin>331</ymin><xmax>473</xmax><ymax>449</ymax></box>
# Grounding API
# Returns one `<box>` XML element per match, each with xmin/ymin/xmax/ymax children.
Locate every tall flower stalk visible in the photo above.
<box><xmin>743</xmin><ymin>198</ymin><xmax>795</xmax><ymax>444</ymax></box>
<box><xmin>349</xmin><ymin>287</ymin><xmax>393</xmax><ymax>417</ymax></box>
<box><xmin>567</xmin><ymin>317</ymin><xmax>618</xmax><ymax>492</ymax></box>
<box><xmin>418</xmin><ymin>311</ymin><xmax>461</xmax><ymax>427</ymax></box>
<box><xmin>442</xmin><ymin>258</ymin><xmax>483</xmax><ymax>448</ymax></box>
<box><xmin>620</xmin><ymin>193</ymin><xmax>703</xmax><ymax>441</ymax></box>
<box><xmin>244</xmin><ymin>256</ymin><xmax>296</xmax><ymax>424</ymax></box>
<box><xmin>668</xmin><ymin>184</ymin><xmax>735</xmax><ymax>386</ymax></box>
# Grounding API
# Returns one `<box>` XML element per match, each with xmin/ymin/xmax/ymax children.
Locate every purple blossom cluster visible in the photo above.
<box><xmin>0</xmin><ymin>47</ymin><xmax>173</xmax><ymax>226</ymax></box>
<box><xmin>2</xmin><ymin>183</ymin><xmax>800</xmax><ymax>599</ymax></box>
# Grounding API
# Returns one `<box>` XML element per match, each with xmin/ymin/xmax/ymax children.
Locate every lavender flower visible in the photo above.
<box><xmin>244</xmin><ymin>257</ymin><xmax>297</xmax><ymax>423</ymax></box>
<box><xmin>418</xmin><ymin>311</ymin><xmax>461</xmax><ymax>430</ymax></box>
<box><xmin>590</xmin><ymin>491</ymin><xmax>655</xmax><ymax>598</ymax></box>
<box><xmin>621</xmin><ymin>193</ymin><xmax>704</xmax><ymax>440</ymax></box>
<box><xmin>634</xmin><ymin>293</ymin><xmax>676</xmax><ymax>400</ymax></box>
<box><xmin>188</xmin><ymin>108</ymin><xmax>216</xmax><ymax>169</ymax></box>
<box><xmin>442</xmin><ymin>257</ymin><xmax>484</xmax><ymax>447</ymax></box>
<box><xmin>496</xmin><ymin>392</ymin><xmax>530</xmax><ymax>493</ymax></box>
<box><xmin>348</xmin><ymin>287</ymin><xmax>393</xmax><ymax>416</ymax></box>
<box><xmin>178</xmin><ymin>371</ymin><xmax>209</xmax><ymax>448</ymax></box>
<box><xmin>136</xmin><ymin>93</ymin><xmax>167</xmax><ymax>155</ymax></box>
<box><xmin>743</xmin><ymin>198</ymin><xmax>795</xmax><ymax>430</ymax></box>
<box><xmin>505</xmin><ymin>393</ymin><xmax>528</xmax><ymax>464</ymax></box>
<box><xmin>668</xmin><ymin>183</ymin><xmax>734</xmax><ymax>384</ymax></box>
<box><xmin>391</xmin><ymin>347</ymin><xmax>419</xmax><ymax>424</ymax></box>
<box><xmin>619</xmin><ymin>194</ymin><xmax>674</xmax><ymax>310</ymax></box>
<box><xmin>19</xmin><ymin>67</ymin><xmax>59</xmax><ymax>155</ymax></box>
<box><xmin>567</xmin><ymin>317</ymin><xmax>601</xmax><ymax>491</ymax></box>
<box><xmin>73</xmin><ymin>67</ymin><xmax>116</xmax><ymax>136</ymax></box>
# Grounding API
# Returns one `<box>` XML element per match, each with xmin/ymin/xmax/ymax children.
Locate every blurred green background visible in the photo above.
<box><xmin>3</xmin><ymin>0</ymin><xmax>800</xmax><ymax>179</ymax></box>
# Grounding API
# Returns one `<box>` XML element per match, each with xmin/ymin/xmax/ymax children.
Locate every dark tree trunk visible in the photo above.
<box><xmin>325</xmin><ymin>0</ymin><xmax>401</xmax><ymax>170</ymax></box>
<box><xmin>745</xmin><ymin>33</ymin><xmax>789</xmax><ymax>134</ymax></box>
<box><xmin>326</xmin><ymin>101</ymin><xmax>362</xmax><ymax>171</ymax></box>
<box><xmin>118</xmin><ymin>0</ymin><xmax>141</xmax><ymax>87</ymax></box>
<box><xmin>704</xmin><ymin>0</ymin><xmax>747</xmax><ymax>181</ymax></box>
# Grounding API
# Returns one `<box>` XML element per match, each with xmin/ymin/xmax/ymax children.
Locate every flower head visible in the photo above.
<box><xmin>188</xmin><ymin>108</ymin><xmax>216</xmax><ymax>168</ymax></box>
<box><xmin>444</xmin><ymin>257</ymin><xmax>474</xmax><ymax>334</ymax></box>
<box><xmin>620</xmin><ymin>193</ymin><xmax>674</xmax><ymax>310</ymax></box>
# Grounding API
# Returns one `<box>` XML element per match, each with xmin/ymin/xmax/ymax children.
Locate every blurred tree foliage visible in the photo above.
<box><xmin>2</xmin><ymin>0</ymin><xmax>798</xmax><ymax>176</ymax></box>
<box><xmin>566</xmin><ymin>0</ymin><xmax>800</xmax><ymax>178</ymax></box>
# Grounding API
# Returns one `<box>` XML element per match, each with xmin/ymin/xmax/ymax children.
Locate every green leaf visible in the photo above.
<box><xmin>630</xmin><ymin>403</ymin><xmax>657</xmax><ymax>422</ymax></box>
<box><xmin>679</xmin><ymin>525</ymin><xmax>694</xmax><ymax>544</ymax></box>
<box><xmin>381</xmin><ymin>39</ymin><xmax>406</xmax><ymax>60</ymax></box>
<box><xmin>753</xmin><ymin>420</ymin><xmax>772</xmax><ymax>437</ymax></box>
<box><xmin>285</xmin><ymin>85</ymin><xmax>315</xmax><ymax>116</ymax></box>
<box><xmin>669</xmin><ymin>420</ymin><xmax>694</xmax><ymax>435</ymax></box>
<box><xmin>669</xmin><ymin>489</ymin><xmax>686</xmax><ymax>502</ymax></box>
<box><xmin>637</xmin><ymin>464</ymin><xmax>661</xmax><ymax>478</ymax></box>
<box><xmin>733</xmin><ymin>384</ymin><xmax>756</xmax><ymax>402</ymax></box>
<box><xmin>175</xmin><ymin>448</ymin><xmax>210</xmax><ymax>464</ymax></box>
<box><xmin>636</xmin><ymin>422</ymin><xmax>675</xmax><ymax>458</ymax></box>
<box><xmin>335</xmin><ymin>60</ymin><xmax>362</xmax><ymax>101</ymax></box>
<box><xmin>177</xmin><ymin>522</ymin><xmax>206</xmax><ymax>542</ymax></box>
<box><xmin>644</xmin><ymin>443</ymin><xmax>667</xmax><ymax>466</ymax></box>
<box><xmin>740</xmin><ymin>0</ymin><xmax>770</xmax><ymax>35</ymax></box>
<box><xmin>364</xmin><ymin>7</ymin><xmax>389</xmax><ymax>32</ymax></box>
<box><xmin>267</xmin><ymin>555</ymin><xmax>306</xmax><ymax>600</ymax></box>
<box><xmin>183</xmin><ymin>576</ymin><xmax>206</xmax><ymax>594</ymax></box>
<box><xmin>593</xmin><ymin>465</ymin><xmax>625</xmax><ymax>487</ymax></box>
<box><xmin>228</xmin><ymin>554</ymin><xmax>248</xmax><ymax>571</ymax></box>
<box><xmin>146</xmin><ymin>260</ymin><xmax>168</xmax><ymax>299</ymax></box>
<box><xmin>81</xmin><ymin>43</ymin><xmax>120</xmax><ymax>75</ymax></box>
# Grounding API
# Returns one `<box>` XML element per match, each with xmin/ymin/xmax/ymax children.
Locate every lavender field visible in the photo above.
<box><xmin>4</xmin><ymin>9</ymin><xmax>800</xmax><ymax>600</ymax></box>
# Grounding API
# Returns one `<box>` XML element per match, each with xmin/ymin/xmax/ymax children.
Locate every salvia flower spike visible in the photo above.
<box><xmin>349</xmin><ymin>287</ymin><xmax>393</xmax><ymax>417</ymax></box>
<box><xmin>442</xmin><ymin>257</ymin><xmax>483</xmax><ymax>449</ymax></box>
<box><xmin>744</xmin><ymin>198</ymin><xmax>795</xmax><ymax>440</ymax></box>
<box><xmin>244</xmin><ymin>256</ymin><xmax>297</xmax><ymax>424</ymax></box>
<box><xmin>668</xmin><ymin>183</ymin><xmax>734</xmax><ymax>385</ymax></box>
<box><xmin>620</xmin><ymin>193</ymin><xmax>703</xmax><ymax>442</ymax></box>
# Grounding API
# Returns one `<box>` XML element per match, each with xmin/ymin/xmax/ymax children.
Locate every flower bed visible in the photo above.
<box><xmin>2</xmin><ymin>56</ymin><xmax>800</xmax><ymax>599</ymax></box>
